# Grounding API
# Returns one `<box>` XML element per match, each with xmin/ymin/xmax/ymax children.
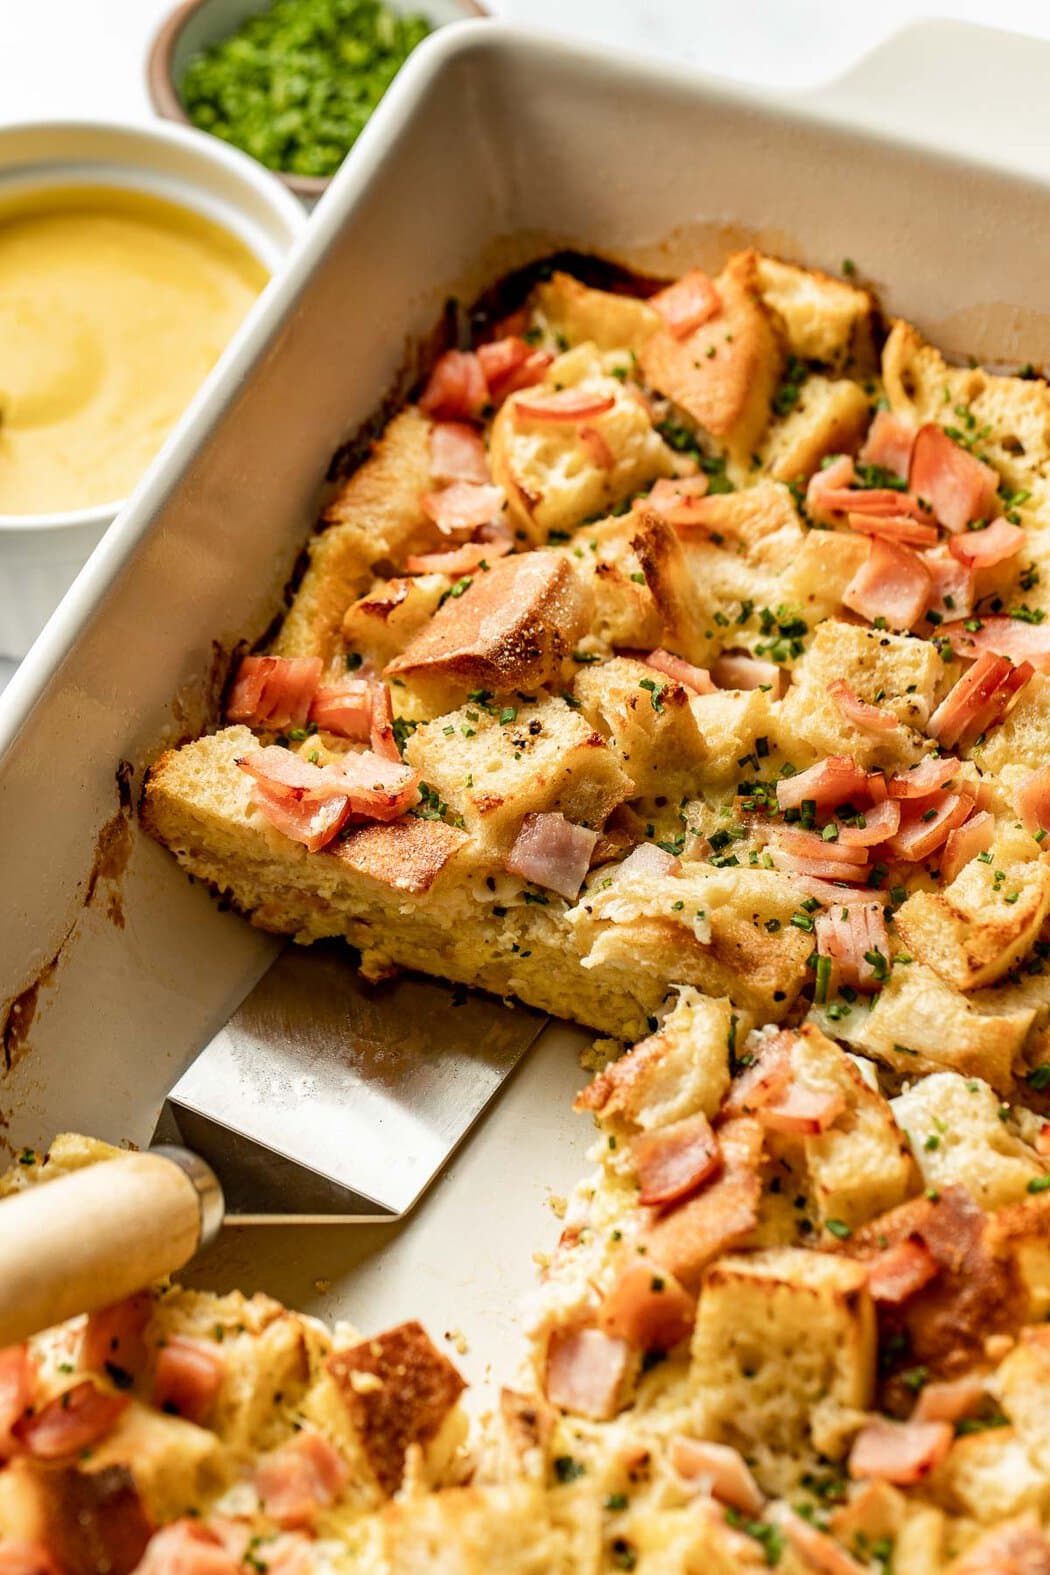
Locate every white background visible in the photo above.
<box><xmin>0</xmin><ymin>0</ymin><xmax>1047</xmax><ymax>687</ymax></box>
<box><xmin>4</xmin><ymin>0</ymin><xmax>1050</xmax><ymax>118</ymax></box>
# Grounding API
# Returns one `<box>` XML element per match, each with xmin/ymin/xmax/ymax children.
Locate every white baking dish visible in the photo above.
<box><xmin>2</xmin><ymin>16</ymin><xmax>1050</xmax><ymax>1388</ymax></box>
<box><xmin>0</xmin><ymin>118</ymin><xmax>306</xmax><ymax>659</ymax></box>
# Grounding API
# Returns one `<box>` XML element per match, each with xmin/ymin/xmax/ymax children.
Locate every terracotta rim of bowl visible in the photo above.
<box><xmin>147</xmin><ymin>0</ymin><xmax>489</xmax><ymax>200</ymax></box>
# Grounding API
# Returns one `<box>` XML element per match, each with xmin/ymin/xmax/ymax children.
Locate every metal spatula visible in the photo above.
<box><xmin>0</xmin><ymin>944</ymin><xmax>547</xmax><ymax>1343</ymax></box>
<box><xmin>152</xmin><ymin>941</ymin><xmax>547</xmax><ymax>1222</ymax></box>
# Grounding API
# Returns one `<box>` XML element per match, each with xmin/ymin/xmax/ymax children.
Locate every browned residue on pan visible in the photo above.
<box><xmin>1</xmin><ymin>760</ymin><xmax>138</xmax><ymax>1073</ymax></box>
<box><xmin>1</xmin><ymin>934</ymin><xmax>68</xmax><ymax>1073</ymax></box>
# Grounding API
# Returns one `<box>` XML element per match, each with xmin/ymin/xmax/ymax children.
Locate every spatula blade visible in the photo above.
<box><xmin>152</xmin><ymin>942</ymin><xmax>548</xmax><ymax>1222</ymax></box>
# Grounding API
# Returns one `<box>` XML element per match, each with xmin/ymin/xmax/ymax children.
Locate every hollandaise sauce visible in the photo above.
<box><xmin>0</xmin><ymin>185</ymin><xmax>268</xmax><ymax>516</ymax></box>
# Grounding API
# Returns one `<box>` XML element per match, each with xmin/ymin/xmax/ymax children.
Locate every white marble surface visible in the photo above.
<box><xmin>0</xmin><ymin>0</ymin><xmax>1048</xmax><ymax>689</ymax></box>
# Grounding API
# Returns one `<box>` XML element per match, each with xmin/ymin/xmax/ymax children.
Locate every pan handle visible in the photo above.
<box><xmin>0</xmin><ymin>1147</ymin><xmax>223</xmax><ymax>1346</ymax></box>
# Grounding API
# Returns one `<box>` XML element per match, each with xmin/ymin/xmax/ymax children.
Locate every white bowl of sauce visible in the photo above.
<box><xmin>0</xmin><ymin>120</ymin><xmax>306</xmax><ymax>658</ymax></box>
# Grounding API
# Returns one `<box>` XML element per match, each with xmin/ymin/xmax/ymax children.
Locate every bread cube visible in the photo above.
<box><xmin>405</xmin><ymin>694</ymin><xmax>632</xmax><ymax>855</ymax></box>
<box><xmin>342</xmin><ymin>574</ymin><xmax>449</xmax><ymax>670</ymax></box>
<box><xmin>754</xmin><ymin>255</ymin><xmax>876</xmax><ymax>373</ymax></box>
<box><xmin>995</xmin><ymin>1326</ymin><xmax>1050</xmax><ymax>1474</ymax></box>
<box><xmin>853</xmin><ymin>961</ymin><xmax>1034</xmax><ymax>1093</ymax></box>
<box><xmin>778</xmin><ymin>530</ymin><xmax>869</xmax><ymax>625</ymax></box>
<box><xmin>762</xmin><ymin>376</ymin><xmax>871</xmax><ymax>484</ymax></box>
<box><xmin>573</xmin><ymin>655</ymin><xmax>706</xmax><ymax>797</ymax></box>
<box><xmin>386</xmin><ymin>552</ymin><xmax>592</xmax><ymax>706</ymax></box>
<box><xmin>779</xmin><ymin>619</ymin><xmax>939</xmax><ymax>771</ymax></box>
<box><xmin>534</xmin><ymin>270</ymin><xmax>661</xmax><ymax>355</ymax></box>
<box><xmin>891</xmin><ymin>1072</ymin><xmax>1045</xmax><ymax>1210</ymax></box>
<box><xmin>278</xmin><ymin>408</ymin><xmax>433</xmax><ymax>664</ymax></box>
<box><xmin>489</xmin><ymin>345</ymin><xmax>675</xmax><ymax>544</ymax></box>
<box><xmin>630</xmin><ymin>514</ymin><xmax>721</xmax><ymax>667</ymax></box>
<box><xmin>929</xmin><ymin>1428</ymin><xmax>1050</xmax><ymax>1524</ymax></box>
<box><xmin>325</xmin><ymin>1321</ymin><xmax>467</xmax><ymax>1498</ymax></box>
<box><xmin>973</xmin><ymin>672</ymin><xmax>1050</xmax><ymax>775</ymax></box>
<box><xmin>895</xmin><ymin>851</ymin><xmax>1050</xmax><ymax>991</ymax></box>
<box><xmin>781</xmin><ymin>1023</ymin><xmax>915</xmax><ymax>1232</ymax></box>
<box><xmin>78</xmin><ymin>1400</ymin><xmax>229</xmax><ymax>1525</ymax></box>
<box><xmin>562</xmin><ymin>514</ymin><xmax>665</xmax><ymax>653</ymax></box>
<box><xmin>882</xmin><ymin>318</ymin><xmax>1050</xmax><ymax>505</ymax></box>
<box><xmin>575</xmin><ymin>987</ymin><xmax>735</xmax><ymax>1135</ymax></box>
<box><xmin>640</xmin><ymin>251</ymin><xmax>784</xmax><ymax>470</ymax></box>
<box><xmin>688</xmin><ymin>688</ymin><xmax>780</xmax><ymax>783</ymax></box>
<box><xmin>690</xmin><ymin>1247</ymin><xmax>875</xmax><ymax>1482</ymax></box>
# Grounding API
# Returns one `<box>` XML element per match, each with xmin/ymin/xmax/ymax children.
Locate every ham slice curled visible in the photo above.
<box><xmin>631</xmin><ymin>1113</ymin><xmax>721</xmax><ymax>1207</ymax></box>
<box><xmin>228</xmin><ymin>656</ymin><xmax>323</xmax><ymax>731</ymax></box>
<box><xmin>544</xmin><ymin>1326</ymin><xmax>631</xmax><ymax>1421</ymax></box>
<box><xmin>152</xmin><ymin>1336</ymin><xmax>224</xmax><ymax>1425</ymax></box>
<box><xmin>254</xmin><ymin>1428</ymin><xmax>350</xmax><ymax>1530</ymax></box>
<box><xmin>909</xmin><ymin>423</ymin><xmax>999</xmax><ymax>534</ymax></box>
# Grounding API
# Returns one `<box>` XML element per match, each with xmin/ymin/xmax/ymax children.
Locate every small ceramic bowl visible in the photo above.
<box><xmin>0</xmin><ymin>119</ymin><xmax>306</xmax><ymax>660</ymax></box>
<box><xmin>148</xmin><ymin>0</ymin><xmax>488</xmax><ymax>201</ymax></box>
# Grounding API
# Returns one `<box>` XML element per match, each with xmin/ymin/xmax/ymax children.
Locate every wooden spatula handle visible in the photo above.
<box><xmin>0</xmin><ymin>1147</ymin><xmax>224</xmax><ymax>1346</ymax></box>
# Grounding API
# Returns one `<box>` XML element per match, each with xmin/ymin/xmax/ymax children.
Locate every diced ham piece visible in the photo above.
<box><xmin>308</xmin><ymin>680</ymin><xmax>372</xmax><ymax>740</ymax></box>
<box><xmin>512</xmin><ymin>387</ymin><xmax>617</xmax><ymax>423</ymax></box>
<box><xmin>638</xmin><ymin>474</ymin><xmax>712</xmax><ymax>528</ymax></box>
<box><xmin>544</xmin><ymin>1327</ymin><xmax>631</xmax><ymax>1421</ymax></box>
<box><xmin>848</xmin><ymin>1416</ymin><xmax>953</xmax><ymax>1485</ymax></box>
<box><xmin>248</xmin><ymin>781</ymin><xmax>351</xmax><ymax>852</ymax></box>
<box><xmin>723</xmin><ymin>1032</ymin><xmax>794</xmax><ymax>1117</ymax></box>
<box><xmin>0</xmin><ymin>1347</ymin><xmax>32</xmax><ymax>1457</ymax></box>
<box><xmin>793</xmin><ymin>877</ymin><xmax>880</xmax><ymax>908</ymax></box>
<box><xmin>368</xmin><ymin>683</ymin><xmax>400</xmax><ymax>763</ymax></box>
<box><xmin>429</xmin><ymin>420</ymin><xmax>489</xmax><ymax>484</ymax></box>
<box><xmin>864</xmin><ymin>1238</ymin><xmax>941</xmax><ymax>1304</ymax></box>
<box><xmin>403</xmin><ymin>539</ymin><xmax>512</xmax><ymax>576</ymax></box>
<box><xmin>649</xmin><ymin>269</ymin><xmax>721</xmax><ymax>338</ymax></box>
<box><xmin>152</xmin><ymin>1337</ymin><xmax>224</xmax><ymax>1425</ymax></box>
<box><xmin>948</xmin><ymin>517</ymin><xmax>1025</xmax><ymax>568</ymax></box>
<box><xmin>909</xmin><ymin>423</ymin><xmax>1000</xmax><ymax>534</ymax></box>
<box><xmin>923</xmin><ymin>546</ymin><xmax>975</xmax><ymax>622</ymax></box>
<box><xmin>761</xmin><ymin>1086</ymin><xmax>846</xmax><ymax>1136</ymax></box>
<box><xmin>421</xmin><ymin>481</ymin><xmax>504</xmax><ymax>537</ymax></box>
<box><xmin>669</xmin><ymin>1436</ymin><xmax>765</xmax><ymax>1515</ymax></box>
<box><xmin>770</xmin><ymin>1507</ymin><xmax>867</xmax><ymax>1575</ymax></box>
<box><xmin>598</xmin><ymin>1263</ymin><xmax>695</xmax><ymax>1352</ymax></box>
<box><xmin>941</xmin><ymin>809</ymin><xmax>995</xmax><ymax>883</ymax></box>
<box><xmin>254</xmin><ymin>1429</ymin><xmax>349</xmax><ymax>1530</ymax></box>
<box><xmin>13</xmin><ymin>1381</ymin><xmax>128</xmax><ymax>1460</ymax></box>
<box><xmin>644</xmin><ymin>648</ymin><xmax>715</xmax><ymax>694</ymax></box>
<box><xmin>775</xmin><ymin>828</ymin><xmax>868</xmax><ymax>866</ymax></box>
<box><xmin>776</xmin><ymin>757</ymin><xmax>873</xmax><ymax>811</ymax></box>
<box><xmin>828</xmin><ymin>680</ymin><xmax>899</xmax><ymax>732</ymax></box>
<box><xmin>631</xmin><ymin>1114</ymin><xmax>721</xmax><ymax>1207</ymax></box>
<box><xmin>888</xmin><ymin>757</ymin><xmax>961</xmax><ymax>798</ymax></box>
<box><xmin>505</xmin><ymin>811</ymin><xmax>599</xmax><ymax>900</ymax></box>
<box><xmin>131</xmin><ymin>1521</ymin><xmax>240</xmax><ymax>1575</ymax></box>
<box><xmin>772</xmin><ymin>848</ymin><xmax>873</xmax><ymax>883</ymax></box>
<box><xmin>237</xmin><ymin>745</ymin><xmax>420</xmax><ymax>849</ymax></box>
<box><xmin>0</xmin><ymin>1546</ymin><xmax>60</xmax><ymax>1575</ymax></box>
<box><xmin>815</xmin><ymin>901</ymin><xmax>891</xmax><ymax>993</ymax></box>
<box><xmin>847</xmin><ymin>511</ymin><xmax>938</xmax><ymax>548</ymax></box>
<box><xmin>884</xmin><ymin>791</ymin><xmax>975</xmax><ymax>863</ymax></box>
<box><xmin>808</xmin><ymin>452</ymin><xmax>931</xmax><ymax>528</ymax></box>
<box><xmin>941</xmin><ymin>615</ymin><xmax>1050</xmax><ymax>674</ymax></box>
<box><xmin>710</xmin><ymin>652</ymin><xmax>784</xmax><ymax>694</ymax></box>
<box><xmin>1019</xmin><ymin>766</ymin><xmax>1050</xmax><ymax>837</ymax></box>
<box><xmin>476</xmin><ymin>336</ymin><xmax>553</xmax><ymax>402</ymax></box>
<box><xmin>928</xmin><ymin>653</ymin><xmax>1033</xmax><ymax>749</ymax></box>
<box><xmin>610</xmin><ymin>843</ymin><xmax>680</xmax><ymax>881</ymax></box>
<box><xmin>836</xmin><ymin>800</ymin><xmax>901</xmax><ymax>846</ymax></box>
<box><xmin>419</xmin><ymin>349</ymin><xmax>487</xmax><ymax>421</ymax></box>
<box><xmin>806</xmin><ymin>454</ymin><xmax>858</xmax><ymax>526</ymax></box>
<box><xmin>859</xmin><ymin>410</ymin><xmax>917</xmax><ymax>481</ymax></box>
<box><xmin>227</xmin><ymin>655</ymin><xmax>322</xmax><ymax>730</ymax></box>
<box><xmin>82</xmin><ymin>1293</ymin><xmax>152</xmax><ymax>1381</ymax></box>
<box><xmin>913</xmin><ymin>1374</ymin><xmax>986</xmax><ymax>1425</ymax></box>
<box><xmin>843</xmin><ymin>538</ymin><xmax>932</xmax><ymax>632</ymax></box>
